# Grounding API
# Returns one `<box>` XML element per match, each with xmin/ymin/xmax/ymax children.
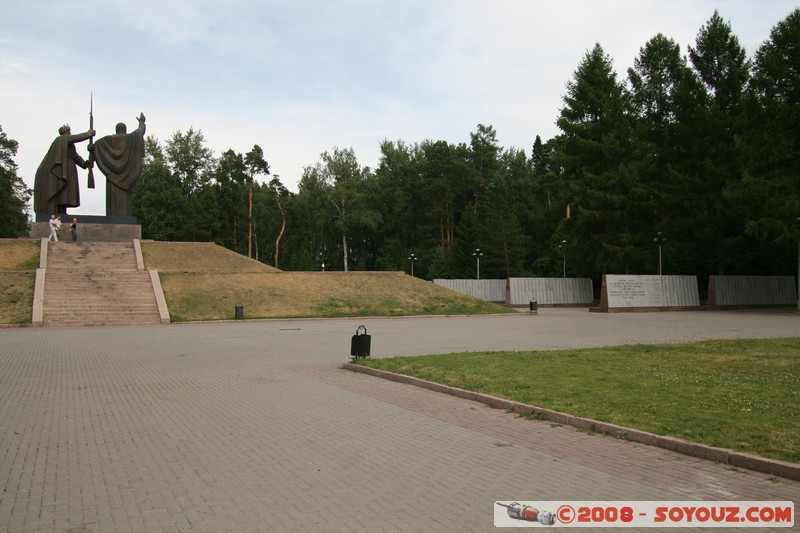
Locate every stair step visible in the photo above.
<box><xmin>45</xmin><ymin>307</ymin><xmax>155</xmax><ymax>310</ymax></box>
<box><xmin>43</xmin><ymin>241</ymin><xmax>162</xmax><ymax>327</ymax></box>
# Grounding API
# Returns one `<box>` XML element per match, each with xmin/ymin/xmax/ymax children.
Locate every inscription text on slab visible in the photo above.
<box><xmin>606</xmin><ymin>275</ymin><xmax>664</xmax><ymax>307</ymax></box>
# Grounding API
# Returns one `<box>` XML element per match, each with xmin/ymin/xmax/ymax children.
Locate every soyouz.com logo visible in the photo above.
<box><xmin>493</xmin><ymin>501</ymin><xmax>795</xmax><ymax>528</ymax></box>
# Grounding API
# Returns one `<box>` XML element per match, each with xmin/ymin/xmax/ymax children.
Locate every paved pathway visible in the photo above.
<box><xmin>0</xmin><ymin>309</ymin><xmax>797</xmax><ymax>532</ymax></box>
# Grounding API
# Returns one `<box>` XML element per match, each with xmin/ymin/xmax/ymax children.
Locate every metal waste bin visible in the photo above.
<box><xmin>350</xmin><ymin>325</ymin><xmax>371</xmax><ymax>357</ymax></box>
<box><xmin>235</xmin><ymin>305</ymin><xmax>244</xmax><ymax>320</ymax></box>
<box><xmin>529</xmin><ymin>299</ymin><xmax>538</xmax><ymax>313</ymax></box>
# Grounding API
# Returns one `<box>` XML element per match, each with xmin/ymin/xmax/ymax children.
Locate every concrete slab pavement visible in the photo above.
<box><xmin>0</xmin><ymin>308</ymin><xmax>797</xmax><ymax>532</ymax></box>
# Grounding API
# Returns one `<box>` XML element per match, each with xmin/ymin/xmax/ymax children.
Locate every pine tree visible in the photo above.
<box><xmin>687</xmin><ymin>10</ymin><xmax>751</xmax><ymax>274</ymax></box>
<box><xmin>728</xmin><ymin>8</ymin><xmax>800</xmax><ymax>273</ymax></box>
<box><xmin>555</xmin><ymin>43</ymin><xmax>640</xmax><ymax>275</ymax></box>
<box><xmin>628</xmin><ymin>33</ymin><xmax>704</xmax><ymax>274</ymax></box>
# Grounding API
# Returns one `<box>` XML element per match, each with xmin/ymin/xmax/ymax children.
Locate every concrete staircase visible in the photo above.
<box><xmin>42</xmin><ymin>241</ymin><xmax>163</xmax><ymax>327</ymax></box>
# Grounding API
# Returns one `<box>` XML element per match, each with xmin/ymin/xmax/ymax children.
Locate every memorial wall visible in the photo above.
<box><xmin>598</xmin><ymin>275</ymin><xmax>700</xmax><ymax>311</ymax></box>
<box><xmin>434</xmin><ymin>278</ymin><xmax>594</xmax><ymax>306</ymax></box>
<box><xmin>708</xmin><ymin>275</ymin><xmax>797</xmax><ymax>306</ymax></box>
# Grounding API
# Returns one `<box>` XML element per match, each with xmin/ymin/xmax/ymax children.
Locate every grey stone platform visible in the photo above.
<box><xmin>0</xmin><ymin>309</ymin><xmax>797</xmax><ymax>532</ymax></box>
<box><xmin>30</xmin><ymin>215</ymin><xmax>141</xmax><ymax>242</ymax></box>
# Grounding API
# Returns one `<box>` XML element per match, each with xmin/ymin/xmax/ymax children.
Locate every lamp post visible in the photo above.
<box><xmin>408</xmin><ymin>253</ymin><xmax>418</xmax><ymax>277</ymax></box>
<box><xmin>247</xmin><ymin>177</ymin><xmax>253</xmax><ymax>258</ymax></box>
<box><xmin>796</xmin><ymin>218</ymin><xmax>799</xmax><ymax>311</ymax></box>
<box><xmin>653</xmin><ymin>232</ymin><xmax>667</xmax><ymax>275</ymax></box>
<box><xmin>473</xmin><ymin>248</ymin><xmax>483</xmax><ymax>280</ymax></box>
<box><xmin>558</xmin><ymin>240</ymin><xmax>567</xmax><ymax>278</ymax></box>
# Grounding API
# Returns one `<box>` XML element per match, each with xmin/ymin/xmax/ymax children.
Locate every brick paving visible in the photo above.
<box><xmin>0</xmin><ymin>309</ymin><xmax>797</xmax><ymax>532</ymax></box>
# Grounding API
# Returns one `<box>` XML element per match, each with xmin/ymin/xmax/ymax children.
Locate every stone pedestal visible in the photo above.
<box><xmin>31</xmin><ymin>214</ymin><xmax>141</xmax><ymax>242</ymax></box>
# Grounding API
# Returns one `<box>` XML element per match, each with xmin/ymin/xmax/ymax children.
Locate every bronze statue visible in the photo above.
<box><xmin>92</xmin><ymin>113</ymin><xmax>146</xmax><ymax>217</ymax></box>
<box><xmin>33</xmin><ymin>124</ymin><xmax>95</xmax><ymax>215</ymax></box>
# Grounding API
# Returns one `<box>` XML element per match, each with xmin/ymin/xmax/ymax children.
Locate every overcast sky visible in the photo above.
<box><xmin>2</xmin><ymin>0</ymin><xmax>797</xmax><ymax>215</ymax></box>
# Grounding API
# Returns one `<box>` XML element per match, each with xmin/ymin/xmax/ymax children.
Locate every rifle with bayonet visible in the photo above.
<box><xmin>87</xmin><ymin>93</ymin><xmax>96</xmax><ymax>188</ymax></box>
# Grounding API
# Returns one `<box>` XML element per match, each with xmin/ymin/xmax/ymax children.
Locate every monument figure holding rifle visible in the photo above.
<box><xmin>32</xmin><ymin>98</ymin><xmax>146</xmax><ymax>219</ymax></box>
<box><xmin>91</xmin><ymin>112</ymin><xmax>146</xmax><ymax>217</ymax></box>
<box><xmin>33</xmin><ymin>124</ymin><xmax>95</xmax><ymax>216</ymax></box>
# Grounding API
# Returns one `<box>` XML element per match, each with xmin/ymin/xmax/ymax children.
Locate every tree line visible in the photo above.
<box><xmin>3</xmin><ymin>10</ymin><xmax>799</xmax><ymax>289</ymax></box>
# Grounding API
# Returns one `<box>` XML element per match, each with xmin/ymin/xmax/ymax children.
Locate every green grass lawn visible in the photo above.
<box><xmin>356</xmin><ymin>338</ymin><xmax>800</xmax><ymax>463</ymax></box>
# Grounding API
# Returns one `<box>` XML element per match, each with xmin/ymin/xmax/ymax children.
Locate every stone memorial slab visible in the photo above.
<box><xmin>605</xmin><ymin>275</ymin><xmax>664</xmax><ymax>307</ymax></box>
<box><xmin>598</xmin><ymin>274</ymin><xmax>700</xmax><ymax>312</ymax></box>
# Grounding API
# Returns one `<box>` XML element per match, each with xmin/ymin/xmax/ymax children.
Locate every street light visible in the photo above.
<box><xmin>558</xmin><ymin>240</ymin><xmax>567</xmax><ymax>278</ymax></box>
<box><xmin>247</xmin><ymin>176</ymin><xmax>254</xmax><ymax>258</ymax></box>
<box><xmin>408</xmin><ymin>253</ymin><xmax>418</xmax><ymax>277</ymax></box>
<box><xmin>473</xmin><ymin>248</ymin><xmax>483</xmax><ymax>280</ymax></box>
<box><xmin>653</xmin><ymin>232</ymin><xmax>667</xmax><ymax>275</ymax></box>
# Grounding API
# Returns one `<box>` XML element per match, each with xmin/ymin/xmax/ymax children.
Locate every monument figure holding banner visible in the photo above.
<box><xmin>33</xmin><ymin>124</ymin><xmax>95</xmax><ymax>216</ymax></box>
<box><xmin>91</xmin><ymin>112</ymin><xmax>146</xmax><ymax>217</ymax></box>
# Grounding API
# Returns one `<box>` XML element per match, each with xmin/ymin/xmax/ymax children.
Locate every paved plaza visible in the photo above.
<box><xmin>0</xmin><ymin>309</ymin><xmax>798</xmax><ymax>532</ymax></box>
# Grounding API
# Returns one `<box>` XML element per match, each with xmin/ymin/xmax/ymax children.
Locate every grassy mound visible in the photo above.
<box><xmin>0</xmin><ymin>239</ymin><xmax>39</xmax><ymax>324</ymax></box>
<box><xmin>0</xmin><ymin>239</ymin><xmax>510</xmax><ymax>324</ymax></box>
<box><xmin>142</xmin><ymin>241</ymin><xmax>511</xmax><ymax>321</ymax></box>
<box><xmin>141</xmin><ymin>241</ymin><xmax>281</xmax><ymax>273</ymax></box>
<box><xmin>0</xmin><ymin>239</ymin><xmax>39</xmax><ymax>270</ymax></box>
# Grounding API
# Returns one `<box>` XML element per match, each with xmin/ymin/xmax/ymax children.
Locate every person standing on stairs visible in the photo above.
<box><xmin>69</xmin><ymin>218</ymin><xmax>78</xmax><ymax>241</ymax></box>
<box><xmin>48</xmin><ymin>214</ymin><xmax>59</xmax><ymax>241</ymax></box>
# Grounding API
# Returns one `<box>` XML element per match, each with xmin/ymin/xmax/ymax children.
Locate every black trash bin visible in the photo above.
<box><xmin>350</xmin><ymin>325</ymin><xmax>371</xmax><ymax>357</ymax></box>
<box><xmin>529</xmin><ymin>299</ymin><xmax>538</xmax><ymax>313</ymax></box>
<box><xmin>235</xmin><ymin>305</ymin><xmax>244</xmax><ymax>320</ymax></box>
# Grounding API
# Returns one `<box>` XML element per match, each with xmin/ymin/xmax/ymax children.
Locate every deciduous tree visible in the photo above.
<box><xmin>0</xmin><ymin>126</ymin><xmax>31</xmax><ymax>237</ymax></box>
<box><xmin>133</xmin><ymin>137</ymin><xmax>187</xmax><ymax>241</ymax></box>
